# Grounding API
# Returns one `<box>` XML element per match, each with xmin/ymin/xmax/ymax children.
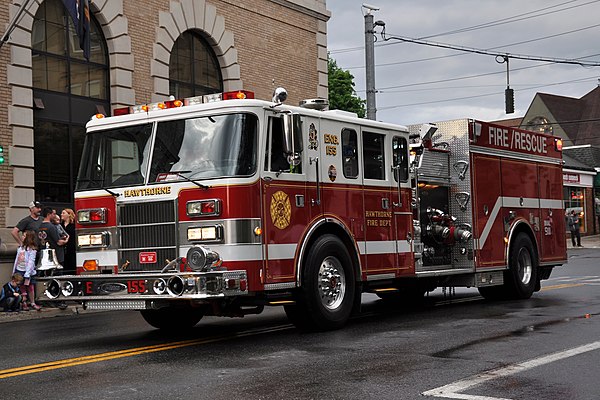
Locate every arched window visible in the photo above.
<box><xmin>31</xmin><ymin>0</ymin><xmax>109</xmax><ymax>207</ymax></box>
<box><xmin>169</xmin><ymin>31</ymin><xmax>222</xmax><ymax>98</ymax></box>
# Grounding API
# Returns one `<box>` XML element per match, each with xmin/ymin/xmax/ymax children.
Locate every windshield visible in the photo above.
<box><xmin>76</xmin><ymin>124</ymin><xmax>153</xmax><ymax>190</ymax></box>
<box><xmin>76</xmin><ymin>113</ymin><xmax>258</xmax><ymax>190</ymax></box>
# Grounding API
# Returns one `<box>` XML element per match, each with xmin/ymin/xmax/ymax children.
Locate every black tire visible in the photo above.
<box><xmin>286</xmin><ymin>235</ymin><xmax>356</xmax><ymax>331</ymax></box>
<box><xmin>478</xmin><ymin>234</ymin><xmax>538</xmax><ymax>301</ymax></box>
<box><xmin>477</xmin><ymin>285</ymin><xmax>505</xmax><ymax>300</ymax></box>
<box><xmin>505</xmin><ymin>233</ymin><xmax>538</xmax><ymax>299</ymax></box>
<box><xmin>140</xmin><ymin>306</ymin><xmax>204</xmax><ymax>330</ymax></box>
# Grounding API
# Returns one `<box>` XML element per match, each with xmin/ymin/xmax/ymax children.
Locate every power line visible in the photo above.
<box><xmin>328</xmin><ymin>0</ymin><xmax>600</xmax><ymax>55</ymax></box>
<box><xmin>339</xmin><ymin>24</ymin><xmax>600</xmax><ymax>71</ymax></box>
<box><xmin>380</xmin><ymin>33</ymin><xmax>600</xmax><ymax>67</ymax></box>
<box><xmin>419</xmin><ymin>0</ymin><xmax>600</xmax><ymax>40</ymax></box>
<box><xmin>377</xmin><ymin>75</ymin><xmax>598</xmax><ymax>110</ymax></box>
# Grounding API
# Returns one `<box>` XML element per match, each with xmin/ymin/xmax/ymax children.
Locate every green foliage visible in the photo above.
<box><xmin>328</xmin><ymin>57</ymin><xmax>366</xmax><ymax>118</ymax></box>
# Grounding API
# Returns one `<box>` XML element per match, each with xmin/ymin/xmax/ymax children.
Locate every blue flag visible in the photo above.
<box><xmin>62</xmin><ymin>0</ymin><xmax>90</xmax><ymax>60</ymax></box>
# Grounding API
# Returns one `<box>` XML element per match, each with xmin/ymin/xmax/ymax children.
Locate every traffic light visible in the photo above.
<box><xmin>0</xmin><ymin>145</ymin><xmax>4</xmax><ymax>164</ymax></box>
<box><xmin>505</xmin><ymin>88</ymin><xmax>515</xmax><ymax>114</ymax></box>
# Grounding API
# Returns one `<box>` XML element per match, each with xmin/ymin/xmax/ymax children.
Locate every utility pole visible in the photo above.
<box><xmin>363</xmin><ymin>4</ymin><xmax>384</xmax><ymax>120</ymax></box>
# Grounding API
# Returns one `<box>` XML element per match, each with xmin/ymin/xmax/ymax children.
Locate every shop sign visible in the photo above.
<box><xmin>563</xmin><ymin>173</ymin><xmax>580</xmax><ymax>184</ymax></box>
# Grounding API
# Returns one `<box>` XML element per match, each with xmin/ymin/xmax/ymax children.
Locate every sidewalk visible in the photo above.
<box><xmin>567</xmin><ymin>234</ymin><xmax>600</xmax><ymax>249</ymax></box>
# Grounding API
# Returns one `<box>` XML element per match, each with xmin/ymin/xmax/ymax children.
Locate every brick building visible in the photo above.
<box><xmin>0</xmin><ymin>0</ymin><xmax>330</xmax><ymax>254</ymax></box>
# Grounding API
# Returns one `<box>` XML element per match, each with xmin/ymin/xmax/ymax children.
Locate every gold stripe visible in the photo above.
<box><xmin>0</xmin><ymin>326</ymin><xmax>292</xmax><ymax>379</ymax></box>
<box><xmin>540</xmin><ymin>283</ymin><xmax>584</xmax><ymax>291</ymax></box>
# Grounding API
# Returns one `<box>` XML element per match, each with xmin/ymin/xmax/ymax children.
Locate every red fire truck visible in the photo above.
<box><xmin>39</xmin><ymin>88</ymin><xmax>567</xmax><ymax>331</ymax></box>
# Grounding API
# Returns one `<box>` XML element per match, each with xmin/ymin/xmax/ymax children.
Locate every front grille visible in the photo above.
<box><xmin>118</xmin><ymin>200</ymin><xmax>177</xmax><ymax>271</ymax></box>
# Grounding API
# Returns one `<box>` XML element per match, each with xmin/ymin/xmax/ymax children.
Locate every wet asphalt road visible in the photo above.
<box><xmin>1</xmin><ymin>248</ymin><xmax>599</xmax><ymax>400</ymax></box>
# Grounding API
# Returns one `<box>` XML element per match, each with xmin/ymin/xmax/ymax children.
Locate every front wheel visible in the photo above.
<box><xmin>286</xmin><ymin>235</ymin><xmax>356</xmax><ymax>331</ymax></box>
<box><xmin>140</xmin><ymin>305</ymin><xmax>204</xmax><ymax>330</ymax></box>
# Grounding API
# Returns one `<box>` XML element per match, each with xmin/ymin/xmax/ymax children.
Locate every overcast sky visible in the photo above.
<box><xmin>326</xmin><ymin>0</ymin><xmax>600</xmax><ymax>126</ymax></box>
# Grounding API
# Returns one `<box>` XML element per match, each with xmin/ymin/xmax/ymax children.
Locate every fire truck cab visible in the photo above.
<box><xmin>38</xmin><ymin>89</ymin><xmax>567</xmax><ymax>331</ymax></box>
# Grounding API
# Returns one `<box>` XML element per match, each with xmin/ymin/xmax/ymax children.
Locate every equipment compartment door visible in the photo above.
<box><xmin>471</xmin><ymin>154</ymin><xmax>505</xmax><ymax>267</ymax></box>
<box><xmin>538</xmin><ymin>163</ymin><xmax>567</xmax><ymax>262</ymax></box>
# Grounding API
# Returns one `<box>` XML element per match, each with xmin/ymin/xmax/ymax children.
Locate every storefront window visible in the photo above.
<box><xmin>564</xmin><ymin>186</ymin><xmax>585</xmax><ymax>232</ymax></box>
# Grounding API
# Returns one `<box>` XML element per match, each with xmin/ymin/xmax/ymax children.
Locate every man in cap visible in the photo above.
<box><xmin>11</xmin><ymin>201</ymin><xmax>43</xmax><ymax>247</ymax></box>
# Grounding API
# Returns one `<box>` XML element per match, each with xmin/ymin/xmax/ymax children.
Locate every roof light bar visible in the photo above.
<box><xmin>106</xmin><ymin>90</ymin><xmax>255</xmax><ymax>117</ymax></box>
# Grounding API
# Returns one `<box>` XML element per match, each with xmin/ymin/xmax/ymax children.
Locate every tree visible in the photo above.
<box><xmin>328</xmin><ymin>56</ymin><xmax>366</xmax><ymax>118</ymax></box>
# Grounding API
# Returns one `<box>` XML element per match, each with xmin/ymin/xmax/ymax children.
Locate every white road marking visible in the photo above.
<box><xmin>422</xmin><ymin>341</ymin><xmax>600</xmax><ymax>399</ymax></box>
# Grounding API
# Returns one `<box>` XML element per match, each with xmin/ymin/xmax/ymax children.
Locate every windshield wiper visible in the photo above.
<box><xmin>168</xmin><ymin>170</ymin><xmax>210</xmax><ymax>190</ymax></box>
<box><xmin>103</xmin><ymin>188</ymin><xmax>120</xmax><ymax>197</ymax></box>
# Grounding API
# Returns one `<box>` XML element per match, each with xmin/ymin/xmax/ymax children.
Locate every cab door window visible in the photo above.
<box><xmin>266</xmin><ymin>116</ymin><xmax>302</xmax><ymax>174</ymax></box>
<box><xmin>363</xmin><ymin>131</ymin><xmax>385</xmax><ymax>180</ymax></box>
<box><xmin>392</xmin><ymin>136</ymin><xmax>409</xmax><ymax>182</ymax></box>
<box><xmin>342</xmin><ymin>128</ymin><xmax>358</xmax><ymax>179</ymax></box>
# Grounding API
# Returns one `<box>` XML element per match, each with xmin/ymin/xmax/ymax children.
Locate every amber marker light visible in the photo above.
<box><xmin>254</xmin><ymin>227</ymin><xmax>263</xmax><ymax>236</ymax></box>
<box><xmin>554</xmin><ymin>138</ymin><xmax>563</xmax><ymax>151</ymax></box>
<box><xmin>83</xmin><ymin>259</ymin><xmax>99</xmax><ymax>272</ymax></box>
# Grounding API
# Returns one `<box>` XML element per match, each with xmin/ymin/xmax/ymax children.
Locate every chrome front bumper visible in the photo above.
<box><xmin>37</xmin><ymin>270</ymin><xmax>248</xmax><ymax>310</ymax></box>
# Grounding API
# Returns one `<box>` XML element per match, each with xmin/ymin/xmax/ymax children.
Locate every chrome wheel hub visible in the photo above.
<box><xmin>517</xmin><ymin>248</ymin><xmax>533</xmax><ymax>285</ymax></box>
<box><xmin>318</xmin><ymin>256</ymin><xmax>346</xmax><ymax>310</ymax></box>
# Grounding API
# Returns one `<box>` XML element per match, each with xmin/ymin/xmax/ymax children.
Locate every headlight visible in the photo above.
<box><xmin>78</xmin><ymin>232</ymin><xmax>110</xmax><ymax>248</ymax></box>
<box><xmin>186</xmin><ymin>199</ymin><xmax>221</xmax><ymax>217</ymax></box>
<box><xmin>78</xmin><ymin>208</ymin><xmax>107</xmax><ymax>224</ymax></box>
<box><xmin>187</xmin><ymin>225</ymin><xmax>222</xmax><ymax>242</ymax></box>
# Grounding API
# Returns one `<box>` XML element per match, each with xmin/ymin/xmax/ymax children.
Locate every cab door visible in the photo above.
<box><xmin>262</xmin><ymin>111</ymin><xmax>308</xmax><ymax>284</ymax></box>
<box><xmin>391</xmin><ymin>135</ymin><xmax>413</xmax><ymax>274</ymax></box>
<box><xmin>361</xmin><ymin>128</ymin><xmax>396</xmax><ymax>276</ymax></box>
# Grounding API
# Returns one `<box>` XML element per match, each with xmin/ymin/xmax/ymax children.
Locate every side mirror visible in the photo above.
<box><xmin>282</xmin><ymin>113</ymin><xmax>303</xmax><ymax>166</ymax></box>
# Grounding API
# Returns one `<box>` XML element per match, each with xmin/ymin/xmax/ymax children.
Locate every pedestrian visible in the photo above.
<box><xmin>11</xmin><ymin>201</ymin><xmax>43</xmax><ymax>248</ymax></box>
<box><xmin>52</xmin><ymin>212</ymin><xmax>69</xmax><ymax>269</ymax></box>
<box><xmin>567</xmin><ymin>210</ymin><xmax>582</xmax><ymax>247</ymax></box>
<box><xmin>38</xmin><ymin>207</ymin><xmax>67</xmax><ymax>267</ymax></box>
<box><xmin>60</xmin><ymin>208</ymin><xmax>77</xmax><ymax>274</ymax></box>
<box><xmin>13</xmin><ymin>230</ymin><xmax>41</xmax><ymax>311</ymax></box>
<box><xmin>0</xmin><ymin>273</ymin><xmax>24</xmax><ymax>312</ymax></box>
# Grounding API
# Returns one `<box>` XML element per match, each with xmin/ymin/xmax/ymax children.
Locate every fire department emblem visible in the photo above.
<box><xmin>270</xmin><ymin>190</ymin><xmax>291</xmax><ymax>230</ymax></box>
<box><xmin>308</xmin><ymin>123</ymin><xmax>318</xmax><ymax>150</ymax></box>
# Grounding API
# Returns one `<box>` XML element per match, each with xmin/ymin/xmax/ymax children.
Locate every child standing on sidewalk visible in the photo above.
<box><xmin>0</xmin><ymin>273</ymin><xmax>24</xmax><ymax>312</ymax></box>
<box><xmin>13</xmin><ymin>230</ymin><xmax>41</xmax><ymax>311</ymax></box>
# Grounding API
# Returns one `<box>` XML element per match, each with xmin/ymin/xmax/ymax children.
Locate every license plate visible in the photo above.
<box><xmin>139</xmin><ymin>251</ymin><xmax>157</xmax><ymax>264</ymax></box>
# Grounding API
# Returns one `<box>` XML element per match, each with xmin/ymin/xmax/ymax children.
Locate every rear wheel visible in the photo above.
<box><xmin>285</xmin><ymin>235</ymin><xmax>356</xmax><ymax>331</ymax></box>
<box><xmin>140</xmin><ymin>305</ymin><xmax>204</xmax><ymax>330</ymax></box>
<box><xmin>505</xmin><ymin>233</ymin><xmax>537</xmax><ymax>299</ymax></box>
<box><xmin>479</xmin><ymin>233</ymin><xmax>537</xmax><ymax>301</ymax></box>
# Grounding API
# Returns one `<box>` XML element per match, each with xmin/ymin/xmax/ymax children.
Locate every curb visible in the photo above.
<box><xmin>0</xmin><ymin>304</ymin><xmax>87</xmax><ymax>324</ymax></box>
